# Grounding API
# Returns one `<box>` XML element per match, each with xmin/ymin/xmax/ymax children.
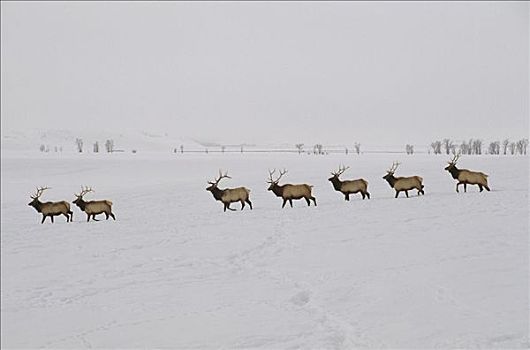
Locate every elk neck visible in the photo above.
<box><xmin>74</xmin><ymin>197</ymin><xmax>88</xmax><ymax>210</ymax></box>
<box><xmin>270</xmin><ymin>183</ymin><xmax>285</xmax><ymax>197</ymax></box>
<box><xmin>329</xmin><ymin>177</ymin><xmax>343</xmax><ymax>191</ymax></box>
<box><xmin>384</xmin><ymin>174</ymin><xmax>397</xmax><ymax>188</ymax></box>
<box><xmin>209</xmin><ymin>187</ymin><xmax>225</xmax><ymax>201</ymax></box>
<box><xmin>29</xmin><ymin>199</ymin><xmax>43</xmax><ymax>212</ymax></box>
<box><xmin>447</xmin><ymin>165</ymin><xmax>461</xmax><ymax>179</ymax></box>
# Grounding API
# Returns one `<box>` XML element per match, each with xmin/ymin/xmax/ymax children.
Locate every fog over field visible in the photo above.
<box><xmin>1</xmin><ymin>1</ymin><xmax>529</xmax><ymax>349</ymax></box>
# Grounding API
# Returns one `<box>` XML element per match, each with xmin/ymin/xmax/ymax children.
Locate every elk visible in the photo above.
<box><xmin>445</xmin><ymin>153</ymin><xmax>490</xmax><ymax>193</ymax></box>
<box><xmin>206</xmin><ymin>170</ymin><xmax>252</xmax><ymax>212</ymax></box>
<box><xmin>267</xmin><ymin>169</ymin><xmax>317</xmax><ymax>208</ymax></box>
<box><xmin>382</xmin><ymin>162</ymin><xmax>425</xmax><ymax>198</ymax></box>
<box><xmin>328</xmin><ymin>165</ymin><xmax>370</xmax><ymax>200</ymax></box>
<box><xmin>72</xmin><ymin>186</ymin><xmax>116</xmax><ymax>222</ymax></box>
<box><xmin>28</xmin><ymin>187</ymin><xmax>73</xmax><ymax>223</ymax></box>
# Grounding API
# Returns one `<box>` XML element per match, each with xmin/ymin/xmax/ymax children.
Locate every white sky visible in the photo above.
<box><xmin>1</xmin><ymin>1</ymin><xmax>528</xmax><ymax>145</ymax></box>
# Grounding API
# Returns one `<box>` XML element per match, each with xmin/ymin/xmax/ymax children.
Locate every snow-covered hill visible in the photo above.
<box><xmin>1</xmin><ymin>152</ymin><xmax>528</xmax><ymax>348</ymax></box>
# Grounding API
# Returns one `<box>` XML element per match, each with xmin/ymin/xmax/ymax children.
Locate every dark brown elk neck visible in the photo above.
<box><xmin>73</xmin><ymin>197</ymin><xmax>88</xmax><ymax>210</ymax></box>
<box><xmin>329</xmin><ymin>177</ymin><xmax>343</xmax><ymax>191</ymax></box>
<box><xmin>384</xmin><ymin>175</ymin><xmax>397</xmax><ymax>188</ymax></box>
<box><xmin>270</xmin><ymin>183</ymin><xmax>285</xmax><ymax>197</ymax></box>
<box><xmin>29</xmin><ymin>199</ymin><xmax>44</xmax><ymax>212</ymax></box>
<box><xmin>210</xmin><ymin>187</ymin><xmax>226</xmax><ymax>201</ymax></box>
<box><xmin>447</xmin><ymin>166</ymin><xmax>461</xmax><ymax>179</ymax></box>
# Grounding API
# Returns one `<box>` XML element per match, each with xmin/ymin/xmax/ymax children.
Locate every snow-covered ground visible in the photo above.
<box><xmin>1</xmin><ymin>150</ymin><xmax>528</xmax><ymax>348</ymax></box>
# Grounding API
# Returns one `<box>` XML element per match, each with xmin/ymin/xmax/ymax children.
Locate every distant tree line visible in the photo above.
<box><xmin>431</xmin><ymin>138</ymin><xmax>528</xmax><ymax>155</ymax></box>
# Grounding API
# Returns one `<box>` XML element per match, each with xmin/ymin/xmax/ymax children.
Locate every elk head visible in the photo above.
<box><xmin>267</xmin><ymin>169</ymin><xmax>287</xmax><ymax>191</ymax></box>
<box><xmin>28</xmin><ymin>186</ymin><xmax>50</xmax><ymax>208</ymax></box>
<box><xmin>383</xmin><ymin>162</ymin><xmax>400</xmax><ymax>180</ymax></box>
<box><xmin>328</xmin><ymin>165</ymin><xmax>349</xmax><ymax>182</ymax></box>
<box><xmin>73</xmin><ymin>186</ymin><xmax>94</xmax><ymax>205</ymax></box>
<box><xmin>445</xmin><ymin>152</ymin><xmax>461</xmax><ymax>171</ymax></box>
<box><xmin>206</xmin><ymin>170</ymin><xmax>231</xmax><ymax>192</ymax></box>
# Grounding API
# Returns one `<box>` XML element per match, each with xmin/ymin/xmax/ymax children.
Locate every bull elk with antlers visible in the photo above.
<box><xmin>328</xmin><ymin>165</ymin><xmax>370</xmax><ymax>200</ymax></box>
<box><xmin>445</xmin><ymin>153</ymin><xmax>490</xmax><ymax>193</ymax></box>
<box><xmin>72</xmin><ymin>186</ymin><xmax>116</xmax><ymax>222</ymax></box>
<box><xmin>206</xmin><ymin>170</ymin><xmax>252</xmax><ymax>212</ymax></box>
<box><xmin>28</xmin><ymin>187</ymin><xmax>73</xmax><ymax>223</ymax></box>
<box><xmin>267</xmin><ymin>169</ymin><xmax>316</xmax><ymax>208</ymax></box>
<box><xmin>383</xmin><ymin>162</ymin><xmax>425</xmax><ymax>198</ymax></box>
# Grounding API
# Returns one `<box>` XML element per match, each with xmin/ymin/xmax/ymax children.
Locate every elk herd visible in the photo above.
<box><xmin>28</xmin><ymin>153</ymin><xmax>492</xmax><ymax>221</ymax></box>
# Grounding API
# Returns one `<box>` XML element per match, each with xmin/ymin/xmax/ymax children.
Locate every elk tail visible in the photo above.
<box><xmin>105</xmin><ymin>200</ymin><xmax>113</xmax><ymax>206</ymax></box>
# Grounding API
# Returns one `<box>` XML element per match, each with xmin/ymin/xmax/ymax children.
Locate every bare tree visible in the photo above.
<box><xmin>516</xmin><ymin>139</ymin><xmax>528</xmax><ymax>155</ymax></box>
<box><xmin>502</xmin><ymin>139</ymin><xmax>510</xmax><ymax>155</ymax></box>
<box><xmin>313</xmin><ymin>144</ymin><xmax>323</xmax><ymax>155</ymax></box>
<box><xmin>509</xmin><ymin>142</ymin><xmax>517</xmax><ymax>155</ymax></box>
<box><xmin>405</xmin><ymin>144</ymin><xmax>414</xmax><ymax>155</ymax></box>
<box><xmin>76</xmin><ymin>138</ymin><xmax>83</xmax><ymax>153</ymax></box>
<box><xmin>39</xmin><ymin>144</ymin><xmax>45</xmax><ymax>152</ymax></box>
<box><xmin>295</xmin><ymin>143</ymin><xmax>304</xmax><ymax>154</ymax></box>
<box><xmin>443</xmin><ymin>138</ymin><xmax>454</xmax><ymax>155</ymax></box>
<box><xmin>93</xmin><ymin>141</ymin><xmax>99</xmax><ymax>153</ymax></box>
<box><xmin>105</xmin><ymin>139</ymin><xmax>114</xmax><ymax>153</ymax></box>
<box><xmin>472</xmin><ymin>139</ymin><xmax>482</xmax><ymax>155</ymax></box>
<box><xmin>221</xmin><ymin>145</ymin><xmax>226</xmax><ymax>153</ymax></box>
<box><xmin>431</xmin><ymin>140</ymin><xmax>442</xmax><ymax>154</ymax></box>
<box><xmin>180</xmin><ymin>145</ymin><xmax>184</xmax><ymax>153</ymax></box>
<box><xmin>488</xmin><ymin>141</ymin><xmax>500</xmax><ymax>155</ymax></box>
<box><xmin>354</xmin><ymin>142</ymin><xmax>361</xmax><ymax>155</ymax></box>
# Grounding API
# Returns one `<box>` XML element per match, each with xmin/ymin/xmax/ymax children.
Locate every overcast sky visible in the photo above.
<box><xmin>1</xmin><ymin>1</ymin><xmax>528</xmax><ymax>145</ymax></box>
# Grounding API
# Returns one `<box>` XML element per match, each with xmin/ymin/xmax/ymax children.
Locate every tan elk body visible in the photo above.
<box><xmin>73</xmin><ymin>186</ymin><xmax>116</xmax><ymax>222</ymax></box>
<box><xmin>383</xmin><ymin>162</ymin><xmax>425</xmax><ymax>198</ymax></box>
<box><xmin>206</xmin><ymin>170</ymin><xmax>252</xmax><ymax>212</ymax></box>
<box><xmin>445</xmin><ymin>153</ymin><xmax>490</xmax><ymax>193</ymax></box>
<box><xmin>28</xmin><ymin>187</ymin><xmax>73</xmax><ymax>223</ymax></box>
<box><xmin>328</xmin><ymin>165</ymin><xmax>370</xmax><ymax>200</ymax></box>
<box><xmin>267</xmin><ymin>169</ymin><xmax>317</xmax><ymax>208</ymax></box>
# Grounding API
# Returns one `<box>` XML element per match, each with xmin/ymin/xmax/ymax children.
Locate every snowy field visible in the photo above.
<box><xmin>1</xmin><ymin>151</ymin><xmax>528</xmax><ymax>348</ymax></box>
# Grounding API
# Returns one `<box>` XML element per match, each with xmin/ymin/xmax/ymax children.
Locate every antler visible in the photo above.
<box><xmin>267</xmin><ymin>168</ymin><xmax>287</xmax><ymax>183</ymax></box>
<box><xmin>208</xmin><ymin>169</ymin><xmax>231</xmax><ymax>186</ymax></box>
<box><xmin>75</xmin><ymin>185</ymin><xmax>94</xmax><ymax>198</ymax></box>
<box><xmin>449</xmin><ymin>151</ymin><xmax>461</xmax><ymax>165</ymax></box>
<box><xmin>387</xmin><ymin>162</ymin><xmax>400</xmax><ymax>174</ymax></box>
<box><xmin>30</xmin><ymin>186</ymin><xmax>50</xmax><ymax>199</ymax></box>
<box><xmin>331</xmin><ymin>165</ymin><xmax>350</xmax><ymax>176</ymax></box>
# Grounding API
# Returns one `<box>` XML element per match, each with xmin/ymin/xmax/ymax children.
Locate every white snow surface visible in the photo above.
<box><xmin>1</xmin><ymin>151</ymin><xmax>528</xmax><ymax>349</ymax></box>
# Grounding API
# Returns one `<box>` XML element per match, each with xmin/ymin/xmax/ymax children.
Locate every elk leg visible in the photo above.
<box><xmin>63</xmin><ymin>213</ymin><xmax>69</xmax><ymax>222</ymax></box>
<box><xmin>246</xmin><ymin>199</ymin><xmax>253</xmax><ymax>210</ymax></box>
<box><xmin>484</xmin><ymin>185</ymin><xmax>490</xmax><ymax>191</ymax></box>
<box><xmin>405</xmin><ymin>190</ymin><xmax>409</xmax><ymax>198</ymax></box>
<box><xmin>282</xmin><ymin>199</ymin><xmax>287</xmax><ymax>208</ymax></box>
<box><xmin>225</xmin><ymin>204</ymin><xmax>236</xmax><ymax>211</ymax></box>
<box><xmin>345</xmin><ymin>193</ymin><xmax>350</xmax><ymax>201</ymax></box>
<box><xmin>69</xmin><ymin>211</ymin><xmax>73</xmax><ymax>222</ymax></box>
<box><xmin>464</xmin><ymin>183</ymin><xmax>467</xmax><ymax>192</ymax></box>
<box><xmin>366</xmin><ymin>191</ymin><xmax>371</xmax><ymax>199</ymax></box>
<box><xmin>240</xmin><ymin>200</ymin><xmax>245</xmax><ymax>210</ymax></box>
<box><xmin>395</xmin><ymin>190</ymin><xmax>400</xmax><ymax>198</ymax></box>
<box><xmin>361</xmin><ymin>192</ymin><xmax>365</xmax><ymax>200</ymax></box>
<box><xmin>456</xmin><ymin>182</ymin><xmax>460</xmax><ymax>193</ymax></box>
<box><xmin>41</xmin><ymin>214</ymin><xmax>46</xmax><ymax>224</ymax></box>
<box><xmin>289</xmin><ymin>199</ymin><xmax>293</xmax><ymax>207</ymax></box>
<box><xmin>110</xmin><ymin>213</ymin><xmax>116</xmax><ymax>220</ymax></box>
<box><xmin>311</xmin><ymin>197</ymin><xmax>317</xmax><ymax>206</ymax></box>
<box><xmin>105</xmin><ymin>213</ymin><xmax>110</xmax><ymax>220</ymax></box>
<box><xmin>92</xmin><ymin>214</ymin><xmax>99</xmax><ymax>221</ymax></box>
<box><xmin>50</xmin><ymin>215</ymin><xmax>54</xmax><ymax>223</ymax></box>
<box><xmin>479</xmin><ymin>184</ymin><xmax>484</xmax><ymax>192</ymax></box>
<box><xmin>87</xmin><ymin>213</ymin><xmax>91</xmax><ymax>222</ymax></box>
<box><xmin>305</xmin><ymin>197</ymin><xmax>311</xmax><ymax>206</ymax></box>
